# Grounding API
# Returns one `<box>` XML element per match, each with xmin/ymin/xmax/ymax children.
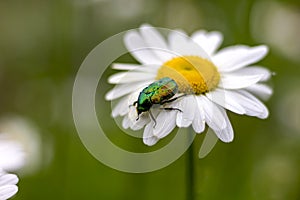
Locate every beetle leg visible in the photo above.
<box><xmin>162</xmin><ymin>107</ymin><xmax>182</xmax><ymax>112</ymax></box>
<box><xmin>136</xmin><ymin>115</ymin><xmax>139</xmax><ymax>121</ymax></box>
<box><xmin>160</xmin><ymin>94</ymin><xmax>186</xmax><ymax>105</ymax></box>
<box><xmin>148</xmin><ymin>110</ymin><xmax>157</xmax><ymax>128</ymax></box>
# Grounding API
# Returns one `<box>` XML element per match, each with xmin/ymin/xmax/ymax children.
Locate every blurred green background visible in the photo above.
<box><xmin>1</xmin><ymin>0</ymin><xmax>300</xmax><ymax>199</ymax></box>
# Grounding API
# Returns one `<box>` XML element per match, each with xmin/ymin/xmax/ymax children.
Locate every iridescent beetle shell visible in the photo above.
<box><xmin>134</xmin><ymin>77</ymin><xmax>178</xmax><ymax>116</ymax></box>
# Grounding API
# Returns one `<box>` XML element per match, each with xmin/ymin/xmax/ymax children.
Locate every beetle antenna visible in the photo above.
<box><xmin>130</xmin><ymin>101</ymin><xmax>138</xmax><ymax>108</ymax></box>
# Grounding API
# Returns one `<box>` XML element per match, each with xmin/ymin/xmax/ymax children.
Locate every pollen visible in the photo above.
<box><xmin>156</xmin><ymin>56</ymin><xmax>220</xmax><ymax>95</ymax></box>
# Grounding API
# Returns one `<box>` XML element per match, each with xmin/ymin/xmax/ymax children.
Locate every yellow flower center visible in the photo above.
<box><xmin>156</xmin><ymin>56</ymin><xmax>220</xmax><ymax>95</ymax></box>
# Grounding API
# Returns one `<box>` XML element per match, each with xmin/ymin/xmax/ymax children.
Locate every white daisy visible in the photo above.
<box><xmin>0</xmin><ymin>136</ymin><xmax>24</xmax><ymax>200</ymax></box>
<box><xmin>0</xmin><ymin>170</ymin><xmax>19</xmax><ymax>200</ymax></box>
<box><xmin>106</xmin><ymin>24</ymin><xmax>272</xmax><ymax>146</ymax></box>
<box><xmin>0</xmin><ymin>117</ymin><xmax>45</xmax><ymax>175</ymax></box>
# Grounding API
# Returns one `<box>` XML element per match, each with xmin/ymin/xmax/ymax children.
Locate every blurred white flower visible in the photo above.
<box><xmin>0</xmin><ymin>138</ymin><xmax>23</xmax><ymax>200</ymax></box>
<box><xmin>0</xmin><ymin>116</ymin><xmax>52</xmax><ymax>175</ymax></box>
<box><xmin>0</xmin><ymin>170</ymin><xmax>19</xmax><ymax>200</ymax></box>
<box><xmin>251</xmin><ymin>1</ymin><xmax>300</xmax><ymax>61</ymax></box>
<box><xmin>0</xmin><ymin>115</ymin><xmax>51</xmax><ymax>199</ymax></box>
<box><xmin>0</xmin><ymin>137</ymin><xmax>25</xmax><ymax>172</ymax></box>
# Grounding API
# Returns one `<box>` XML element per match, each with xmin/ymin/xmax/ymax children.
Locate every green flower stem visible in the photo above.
<box><xmin>186</xmin><ymin>127</ymin><xmax>195</xmax><ymax>200</ymax></box>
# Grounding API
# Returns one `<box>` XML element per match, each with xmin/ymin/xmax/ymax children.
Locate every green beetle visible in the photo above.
<box><xmin>132</xmin><ymin>77</ymin><xmax>184</xmax><ymax>126</ymax></box>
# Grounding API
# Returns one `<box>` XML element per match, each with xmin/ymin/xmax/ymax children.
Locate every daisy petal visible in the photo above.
<box><xmin>143</xmin><ymin>122</ymin><xmax>159</xmax><ymax>146</ymax></box>
<box><xmin>200</xmin><ymin>96</ymin><xmax>233</xmax><ymax>142</ymax></box>
<box><xmin>176</xmin><ymin>95</ymin><xmax>195</xmax><ymax>128</ymax></box>
<box><xmin>199</xmin><ymin>96</ymin><xmax>227</xmax><ymax>130</ymax></box>
<box><xmin>153</xmin><ymin>110</ymin><xmax>177</xmax><ymax>139</ymax></box>
<box><xmin>112</xmin><ymin>97</ymin><xmax>128</xmax><ymax>117</ymax></box>
<box><xmin>0</xmin><ymin>185</ymin><xmax>18</xmax><ymax>200</ymax></box>
<box><xmin>246</xmin><ymin>84</ymin><xmax>273</xmax><ymax>101</ymax></box>
<box><xmin>220</xmin><ymin>74</ymin><xmax>263</xmax><ymax>89</ymax></box>
<box><xmin>226</xmin><ymin>66</ymin><xmax>272</xmax><ymax>82</ymax></box>
<box><xmin>122</xmin><ymin>116</ymin><xmax>130</xmax><ymax>129</ymax></box>
<box><xmin>168</xmin><ymin>30</ymin><xmax>210</xmax><ymax>59</ymax></box>
<box><xmin>191</xmin><ymin>30</ymin><xmax>223</xmax><ymax>55</ymax></box>
<box><xmin>213</xmin><ymin>45</ymin><xmax>268</xmax><ymax>72</ymax></box>
<box><xmin>112</xmin><ymin>63</ymin><xmax>141</xmax><ymax>71</ymax></box>
<box><xmin>130</xmin><ymin>114</ymin><xmax>150</xmax><ymax>131</ymax></box>
<box><xmin>0</xmin><ymin>174</ymin><xmax>18</xmax><ymax>187</ymax></box>
<box><xmin>108</xmin><ymin>72</ymin><xmax>156</xmax><ymax>84</ymax></box>
<box><xmin>124</xmin><ymin>30</ymin><xmax>162</xmax><ymax>65</ymax></box>
<box><xmin>105</xmin><ymin>81</ymin><xmax>152</xmax><ymax>100</ymax></box>
<box><xmin>206</xmin><ymin>89</ymin><xmax>246</xmax><ymax>115</ymax></box>
<box><xmin>140</xmin><ymin>24</ymin><xmax>167</xmax><ymax>48</ymax></box>
<box><xmin>140</xmin><ymin>24</ymin><xmax>174</xmax><ymax>62</ymax></box>
<box><xmin>212</xmin><ymin>108</ymin><xmax>234</xmax><ymax>142</ymax></box>
<box><xmin>112</xmin><ymin>63</ymin><xmax>160</xmax><ymax>73</ymax></box>
<box><xmin>227</xmin><ymin>90</ymin><xmax>269</xmax><ymax>119</ymax></box>
<box><xmin>192</xmin><ymin>96</ymin><xmax>205</xmax><ymax>133</ymax></box>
